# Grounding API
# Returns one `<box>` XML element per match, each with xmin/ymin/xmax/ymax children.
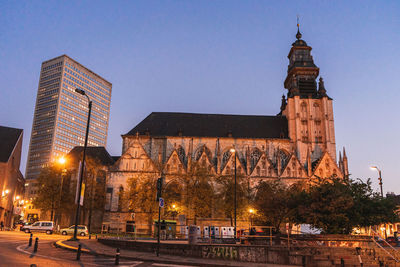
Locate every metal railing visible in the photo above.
<box><xmin>370</xmin><ymin>229</ymin><xmax>400</xmax><ymax>263</ymax></box>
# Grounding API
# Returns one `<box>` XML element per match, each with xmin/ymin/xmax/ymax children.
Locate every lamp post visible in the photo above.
<box><xmin>370</xmin><ymin>166</ymin><xmax>387</xmax><ymax>239</ymax></box>
<box><xmin>230</xmin><ymin>148</ymin><xmax>237</xmax><ymax>240</ymax></box>
<box><xmin>72</xmin><ymin>88</ymin><xmax>92</xmax><ymax>240</ymax></box>
<box><xmin>249</xmin><ymin>208</ymin><xmax>254</xmax><ymax>228</ymax></box>
<box><xmin>370</xmin><ymin>166</ymin><xmax>383</xmax><ymax>198</ymax></box>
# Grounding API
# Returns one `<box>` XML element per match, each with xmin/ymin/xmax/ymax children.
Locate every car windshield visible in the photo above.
<box><xmin>69</xmin><ymin>226</ymin><xmax>75</xmax><ymax>229</ymax></box>
<box><xmin>32</xmin><ymin>222</ymin><xmax>40</xmax><ymax>226</ymax></box>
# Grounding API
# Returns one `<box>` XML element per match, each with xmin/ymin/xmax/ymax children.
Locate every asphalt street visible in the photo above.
<box><xmin>0</xmin><ymin>231</ymin><xmax>199</xmax><ymax>267</ymax></box>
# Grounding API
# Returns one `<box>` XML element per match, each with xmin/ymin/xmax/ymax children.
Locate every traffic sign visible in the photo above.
<box><xmin>159</xmin><ymin>197</ymin><xmax>164</xmax><ymax>208</ymax></box>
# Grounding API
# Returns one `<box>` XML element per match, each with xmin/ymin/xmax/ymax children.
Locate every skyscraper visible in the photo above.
<box><xmin>25</xmin><ymin>55</ymin><xmax>112</xmax><ymax>182</ymax></box>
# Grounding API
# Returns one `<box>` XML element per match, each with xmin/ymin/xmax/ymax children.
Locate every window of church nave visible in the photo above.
<box><xmin>256</xmin><ymin>166</ymin><xmax>261</xmax><ymax>176</ymax></box>
<box><xmin>300</xmin><ymin>102</ymin><xmax>307</xmax><ymax>119</ymax></box>
<box><xmin>313</xmin><ymin>103</ymin><xmax>321</xmax><ymax>119</ymax></box>
<box><xmin>287</xmin><ymin>167</ymin><xmax>291</xmax><ymax>176</ymax></box>
<box><xmin>298</xmin><ymin>167</ymin><xmax>303</xmax><ymax>176</ymax></box>
<box><xmin>269</xmin><ymin>166</ymin><xmax>274</xmax><ymax>176</ymax></box>
<box><xmin>319</xmin><ymin>169</ymin><xmax>323</xmax><ymax>177</ymax></box>
<box><xmin>226</xmin><ymin>166</ymin><xmax>230</xmax><ymax>174</ymax></box>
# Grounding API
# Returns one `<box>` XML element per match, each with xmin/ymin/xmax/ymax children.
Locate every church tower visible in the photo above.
<box><xmin>281</xmin><ymin>26</ymin><xmax>337</xmax><ymax>165</ymax></box>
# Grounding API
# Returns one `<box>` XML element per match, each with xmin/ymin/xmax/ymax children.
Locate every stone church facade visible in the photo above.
<box><xmin>103</xmin><ymin>28</ymin><xmax>349</xmax><ymax>231</ymax></box>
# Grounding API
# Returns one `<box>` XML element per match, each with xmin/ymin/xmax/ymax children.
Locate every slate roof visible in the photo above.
<box><xmin>0</xmin><ymin>126</ymin><xmax>23</xmax><ymax>163</ymax></box>
<box><xmin>126</xmin><ymin>112</ymin><xmax>289</xmax><ymax>139</ymax></box>
<box><xmin>67</xmin><ymin>146</ymin><xmax>115</xmax><ymax>166</ymax></box>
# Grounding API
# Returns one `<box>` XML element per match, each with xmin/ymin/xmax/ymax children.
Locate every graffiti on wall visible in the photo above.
<box><xmin>202</xmin><ymin>246</ymin><xmax>238</xmax><ymax>260</ymax></box>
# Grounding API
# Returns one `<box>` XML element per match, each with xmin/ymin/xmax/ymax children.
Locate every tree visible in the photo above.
<box><xmin>214</xmin><ymin>174</ymin><xmax>249</xmax><ymax>226</ymax></box>
<box><xmin>254</xmin><ymin>180</ymin><xmax>304</xmax><ymax>233</ymax></box>
<box><xmin>182</xmin><ymin>164</ymin><xmax>215</xmax><ymax>223</ymax></box>
<box><xmin>33</xmin><ymin>165</ymin><xmax>73</xmax><ymax>221</ymax></box>
<box><xmin>294</xmin><ymin>177</ymin><xmax>400</xmax><ymax>234</ymax></box>
<box><xmin>125</xmin><ymin>173</ymin><xmax>159</xmax><ymax>234</ymax></box>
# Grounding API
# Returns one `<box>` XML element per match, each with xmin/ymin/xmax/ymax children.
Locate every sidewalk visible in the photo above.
<box><xmin>55</xmin><ymin>239</ymin><xmax>299</xmax><ymax>267</ymax></box>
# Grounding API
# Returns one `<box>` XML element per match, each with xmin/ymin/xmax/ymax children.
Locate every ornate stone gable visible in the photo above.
<box><xmin>312</xmin><ymin>151</ymin><xmax>343</xmax><ymax>179</ymax></box>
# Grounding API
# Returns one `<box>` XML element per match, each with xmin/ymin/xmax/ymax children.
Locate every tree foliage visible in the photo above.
<box><xmin>254</xmin><ymin>180</ymin><xmax>304</xmax><ymax>232</ymax></box>
<box><xmin>294</xmin><ymin>177</ymin><xmax>399</xmax><ymax>234</ymax></box>
<box><xmin>214</xmin><ymin>173</ymin><xmax>249</xmax><ymax>225</ymax></box>
<box><xmin>33</xmin><ymin>165</ymin><xmax>74</xmax><ymax>220</ymax></box>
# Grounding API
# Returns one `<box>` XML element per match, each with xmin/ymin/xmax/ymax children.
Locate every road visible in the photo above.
<box><xmin>0</xmin><ymin>231</ymin><xmax>200</xmax><ymax>267</ymax></box>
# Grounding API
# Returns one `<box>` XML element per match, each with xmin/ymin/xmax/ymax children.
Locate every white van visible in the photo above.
<box><xmin>23</xmin><ymin>221</ymin><xmax>54</xmax><ymax>234</ymax></box>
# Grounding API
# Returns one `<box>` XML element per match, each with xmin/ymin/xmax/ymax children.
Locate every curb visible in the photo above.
<box><xmin>54</xmin><ymin>240</ymin><xmax>90</xmax><ymax>253</ymax></box>
<box><xmin>53</xmin><ymin>239</ymin><xmax>271</xmax><ymax>267</ymax></box>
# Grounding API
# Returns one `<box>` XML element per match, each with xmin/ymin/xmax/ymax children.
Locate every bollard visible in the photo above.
<box><xmin>340</xmin><ymin>258</ymin><xmax>344</xmax><ymax>267</ymax></box>
<box><xmin>302</xmin><ymin>255</ymin><xmax>306</xmax><ymax>267</ymax></box>
<box><xmin>95</xmin><ymin>234</ymin><xmax>98</xmax><ymax>239</ymax></box>
<box><xmin>33</xmin><ymin>237</ymin><xmax>38</xmax><ymax>253</ymax></box>
<box><xmin>89</xmin><ymin>233</ymin><xmax>91</xmax><ymax>240</ymax></box>
<box><xmin>115</xmin><ymin>247</ymin><xmax>120</xmax><ymax>265</ymax></box>
<box><xmin>28</xmin><ymin>233</ymin><xmax>33</xmax><ymax>247</ymax></box>
<box><xmin>76</xmin><ymin>244</ymin><xmax>82</xmax><ymax>260</ymax></box>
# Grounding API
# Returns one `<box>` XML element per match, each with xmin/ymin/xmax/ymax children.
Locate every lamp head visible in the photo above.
<box><xmin>230</xmin><ymin>148</ymin><xmax>236</xmax><ymax>153</ymax></box>
<box><xmin>75</xmin><ymin>88</ymin><xmax>86</xmax><ymax>95</ymax></box>
<box><xmin>58</xmin><ymin>157</ymin><xmax>66</xmax><ymax>165</ymax></box>
<box><xmin>15</xmin><ymin>196</ymin><xmax>20</xmax><ymax>200</ymax></box>
<box><xmin>172</xmin><ymin>204</ymin><xmax>176</xmax><ymax>209</ymax></box>
<box><xmin>249</xmin><ymin>208</ymin><xmax>254</xmax><ymax>214</ymax></box>
<box><xmin>370</xmin><ymin>166</ymin><xmax>378</xmax><ymax>171</ymax></box>
<box><xmin>4</xmin><ymin>189</ymin><xmax>9</xmax><ymax>194</ymax></box>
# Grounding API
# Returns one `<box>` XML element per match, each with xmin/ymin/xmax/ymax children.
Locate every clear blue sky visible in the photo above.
<box><xmin>1</xmin><ymin>1</ymin><xmax>399</xmax><ymax>194</ymax></box>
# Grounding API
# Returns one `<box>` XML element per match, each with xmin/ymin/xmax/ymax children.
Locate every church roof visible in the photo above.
<box><xmin>67</xmin><ymin>146</ymin><xmax>115</xmax><ymax>166</ymax></box>
<box><xmin>0</xmin><ymin>125</ymin><xmax>23</xmax><ymax>163</ymax></box>
<box><xmin>126</xmin><ymin>112</ymin><xmax>289</xmax><ymax>139</ymax></box>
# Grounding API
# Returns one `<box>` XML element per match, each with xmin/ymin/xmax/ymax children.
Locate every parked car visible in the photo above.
<box><xmin>19</xmin><ymin>222</ymin><xmax>32</xmax><ymax>231</ymax></box>
<box><xmin>22</xmin><ymin>221</ymin><xmax>54</xmax><ymax>234</ymax></box>
<box><xmin>60</xmin><ymin>225</ymin><xmax>88</xmax><ymax>236</ymax></box>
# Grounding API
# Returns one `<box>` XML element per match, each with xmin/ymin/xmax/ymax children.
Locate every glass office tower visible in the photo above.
<box><xmin>25</xmin><ymin>55</ymin><xmax>112</xmax><ymax>182</ymax></box>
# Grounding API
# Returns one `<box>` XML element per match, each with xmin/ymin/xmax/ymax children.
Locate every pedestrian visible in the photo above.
<box><xmin>0</xmin><ymin>221</ymin><xmax>4</xmax><ymax>231</ymax></box>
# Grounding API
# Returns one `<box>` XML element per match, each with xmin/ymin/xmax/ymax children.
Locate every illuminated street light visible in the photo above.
<box><xmin>15</xmin><ymin>196</ymin><xmax>20</xmax><ymax>200</ymax></box>
<box><xmin>370</xmin><ymin>166</ymin><xmax>383</xmax><ymax>198</ymax></box>
<box><xmin>230</xmin><ymin>148</ymin><xmax>237</xmax><ymax>240</ymax></box>
<box><xmin>72</xmin><ymin>88</ymin><xmax>92</xmax><ymax>240</ymax></box>
<box><xmin>58</xmin><ymin>157</ymin><xmax>66</xmax><ymax>165</ymax></box>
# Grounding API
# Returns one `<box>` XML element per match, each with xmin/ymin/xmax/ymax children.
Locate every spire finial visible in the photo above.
<box><xmin>296</xmin><ymin>15</ymin><xmax>302</xmax><ymax>40</ymax></box>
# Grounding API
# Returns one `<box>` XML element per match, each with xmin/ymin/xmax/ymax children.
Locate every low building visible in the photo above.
<box><xmin>64</xmin><ymin>146</ymin><xmax>115</xmax><ymax>232</ymax></box>
<box><xmin>0</xmin><ymin>126</ymin><xmax>25</xmax><ymax>228</ymax></box>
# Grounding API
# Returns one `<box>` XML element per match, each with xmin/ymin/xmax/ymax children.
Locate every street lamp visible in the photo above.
<box><xmin>230</xmin><ymin>148</ymin><xmax>237</xmax><ymax>240</ymax></box>
<box><xmin>249</xmin><ymin>208</ymin><xmax>255</xmax><ymax>227</ymax></box>
<box><xmin>1</xmin><ymin>189</ymin><xmax>10</xmax><ymax>198</ymax></box>
<box><xmin>370</xmin><ymin>166</ymin><xmax>383</xmax><ymax>198</ymax></box>
<box><xmin>72</xmin><ymin>88</ymin><xmax>92</xmax><ymax>240</ymax></box>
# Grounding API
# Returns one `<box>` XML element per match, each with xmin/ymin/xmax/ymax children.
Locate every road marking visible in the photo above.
<box><xmin>16</xmin><ymin>244</ymin><xmax>143</xmax><ymax>266</ymax></box>
<box><xmin>152</xmin><ymin>264</ymin><xmax>198</xmax><ymax>267</ymax></box>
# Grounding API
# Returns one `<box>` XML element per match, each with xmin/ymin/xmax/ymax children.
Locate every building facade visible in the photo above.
<box><xmin>25</xmin><ymin>55</ymin><xmax>112</xmax><ymax>197</ymax></box>
<box><xmin>0</xmin><ymin>126</ymin><xmax>25</xmax><ymax>228</ymax></box>
<box><xmin>104</xmin><ymin>29</ymin><xmax>349</xmax><ymax>231</ymax></box>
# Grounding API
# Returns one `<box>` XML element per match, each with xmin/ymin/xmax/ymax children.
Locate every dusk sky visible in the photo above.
<box><xmin>1</xmin><ymin>1</ymin><xmax>399</xmax><ymax>194</ymax></box>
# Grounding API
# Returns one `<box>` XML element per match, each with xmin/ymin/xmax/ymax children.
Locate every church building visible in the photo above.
<box><xmin>104</xmin><ymin>28</ymin><xmax>349</xmax><ymax>230</ymax></box>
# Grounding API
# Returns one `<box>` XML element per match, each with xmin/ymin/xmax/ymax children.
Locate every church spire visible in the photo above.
<box><xmin>296</xmin><ymin>15</ymin><xmax>302</xmax><ymax>40</ymax></box>
<box><xmin>284</xmin><ymin>24</ymin><xmax>320</xmax><ymax>98</ymax></box>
